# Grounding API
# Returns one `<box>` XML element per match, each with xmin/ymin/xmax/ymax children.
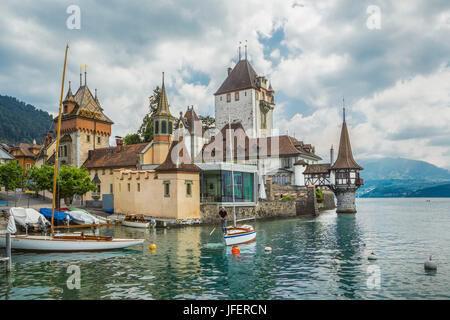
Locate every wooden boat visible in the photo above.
<box><xmin>0</xmin><ymin>45</ymin><xmax>145</xmax><ymax>253</ymax></box>
<box><xmin>0</xmin><ymin>232</ymin><xmax>144</xmax><ymax>252</ymax></box>
<box><xmin>224</xmin><ymin>224</ymin><xmax>256</xmax><ymax>246</ymax></box>
<box><xmin>122</xmin><ymin>215</ymin><xmax>150</xmax><ymax>228</ymax></box>
<box><xmin>221</xmin><ymin>115</ymin><xmax>257</xmax><ymax>247</ymax></box>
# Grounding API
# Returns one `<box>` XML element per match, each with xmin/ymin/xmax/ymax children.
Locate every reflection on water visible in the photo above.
<box><xmin>1</xmin><ymin>198</ymin><xmax>450</xmax><ymax>299</ymax></box>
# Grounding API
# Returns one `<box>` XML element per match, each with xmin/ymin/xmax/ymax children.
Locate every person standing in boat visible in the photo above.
<box><xmin>219</xmin><ymin>206</ymin><xmax>228</xmax><ymax>235</ymax></box>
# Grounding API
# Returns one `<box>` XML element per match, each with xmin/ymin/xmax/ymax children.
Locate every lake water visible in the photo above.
<box><xmin>1</xmin><ymin>198</ymin><xmax>449</xmax><ymax>299</ymax></box>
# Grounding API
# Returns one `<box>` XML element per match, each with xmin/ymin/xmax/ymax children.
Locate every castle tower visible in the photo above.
<box><xmin>330</xmin><ymin>107</ymin><xmax>364</xmax><ymax>213</ymax></box>
<box><xmin>149</xmin><ymin>73</ymin><xmax>175</xmax><ymax>164</ymax></box>
<box><xmin>214</xmin><ymin>57</ymin><xmax>275</xmax><ymax>138</ymax></box>
<box><xmin>55</xmin><ymin>68</ymin><xmax>113</xmax><ymax>167</ymax></box>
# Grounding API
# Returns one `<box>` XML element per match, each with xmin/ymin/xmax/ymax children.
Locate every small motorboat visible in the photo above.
<box><xmin>122</xmin><ymin>215</ymin><xmax>150</xmax><ymax>228</ymax></box>
<box><xmin>10</xmin><ymin>207</ymin><xmax>50</xmax><ymax>232</ymax></box>
<box><xmin>69</xmin><ymin>210</ymin><xmax>100</xmax><ymax>225</ymax></box>
<box><xmin>224</xmin><ymin>224</ymin><xmax>256</xmax><ymax>246</ymax></box>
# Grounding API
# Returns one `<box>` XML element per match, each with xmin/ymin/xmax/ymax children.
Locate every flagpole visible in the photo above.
<box><xmin>228</xmin><ymin>105</ymin><xmax>236</xmax><ymax>227</ymax></box>
<box><xmin>51</xmin><ymin>44</ymin><xmax>69</xmax><ymax>235</ymax></box>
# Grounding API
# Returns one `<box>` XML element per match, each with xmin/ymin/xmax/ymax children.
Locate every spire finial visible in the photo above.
<box><xmin>95</xmin><ymin>88</ymin><xmax>98</xmax><ymax>100</ymax></box>
<box><xmin>84</xmin><ymin>64</ymin><xmax>87</xmax><ymax>86</ymax></box>
<box><xmin>239</xmin><ymin>41</ymin><xmax>242</xmax><ymax>61</ymax></box>
<box><xmin>162</xmin><ymin>72</ymin><xmax>165</xmax><ymax>86</ymax></box>
<box><xmin>245</xmin><ymin>40</ymin><xmax>247</xmax><ymax>60</ymax></box>
<box><xmin>80</xmin><ymin>66</ymin><xmax>83</xmax><ymax>86</ymax></box>
<box><xmin>343</xmin><ymin>96</ymin><xmax>346</xmax><ymax>123</ymax></box>
<box><xmin>68</xmin><ymin>80</ymin><xmax>72</xmax><ymax>91</ymax></box>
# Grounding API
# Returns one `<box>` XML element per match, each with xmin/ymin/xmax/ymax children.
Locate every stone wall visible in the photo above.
<box><xmin>200</xmin><ymin>199</ymin><xmax>297</xmax><ymax>224</ymax></box>
<box><xmin>321</xmin><ymin>190</ymin><xmax>336</xmax><ymax>210</ymax></box>
<box><xmin>295</xmin><ymin>186</ymin><xmax>318</xmax><ymax>216</ymax></box>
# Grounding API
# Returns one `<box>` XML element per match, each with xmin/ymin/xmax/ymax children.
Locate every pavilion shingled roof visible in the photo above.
<box><xmin>331</xmin><ymin>121</ymin><xmax>363</xmax><ymax>170</ymax></box>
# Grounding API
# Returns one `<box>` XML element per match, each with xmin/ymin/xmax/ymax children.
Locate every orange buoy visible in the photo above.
<box><xmin>149</xmin><ymin>244</ymin><xmax>156</xmax><ymax>250</ymax></box>
<box><xmin>231</xmin><ymin>246</ymin><xmax>240</xmax><ymax>254</ymax></box>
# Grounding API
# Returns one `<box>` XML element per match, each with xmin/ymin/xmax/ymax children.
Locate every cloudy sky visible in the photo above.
<box><xmin>1</xmin><ymin>0</ymin><xmax>450</xmax><ymax>169</ymax></box>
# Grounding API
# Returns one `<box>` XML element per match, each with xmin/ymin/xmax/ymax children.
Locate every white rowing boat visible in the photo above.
<box><xmin>0</xmin><ymin>232</ymin><xmax>144</xmax><ymax>252</ymax></box>
<box><xmin>224</xmin><ymin>225</ymin><xmax>256</xmax><ymax>246</ymax></box>
<box><xmin>121</xmin><ymin>215</ymin><xmax>150</xmax><ymax>228</ymax></box>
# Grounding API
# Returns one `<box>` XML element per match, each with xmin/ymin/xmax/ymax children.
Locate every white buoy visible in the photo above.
<box><xmin>264</xmin><ymin>246</ymin><xmax>272</xmax><ymax>252</ymax></box>
<box><xmin>368</xmin><ymin>252</ymin><xmax>377</xmax><ymax>261</ymax></box>
<box><xmin>424</xmin><ymin>256</ymin><xmax>437</xmax><ymax>271</ymax></box>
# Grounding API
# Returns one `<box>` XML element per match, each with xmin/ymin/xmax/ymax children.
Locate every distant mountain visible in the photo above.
<box><xmin>360</xmin><ymin>157</ymin><xmax>450</xmax><ymax>181</ymax></box>
<box><xmin>410</xmin><ymin>184</ymin><xmax>450</xmax><ymax>197</ymax></box>
<box><xmin>358</xmin><ymin>157</ymin><xmax>450</xmax><ymax>198</ymax></box>
<box><xmin>0</xmin><ymin>95</ymin><xmax>53</xmax><ymax>145</ymax></box>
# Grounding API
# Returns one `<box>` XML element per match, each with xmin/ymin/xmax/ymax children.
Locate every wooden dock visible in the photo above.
<box><xmin>53</xmin><ymin>222</ymin><xmax>118</xmax><ymax>229</ymax></box>
<box><xmin>1</xmin><ymin>232</ymin><xmax>12</xmax><ymax>272</ymax></box>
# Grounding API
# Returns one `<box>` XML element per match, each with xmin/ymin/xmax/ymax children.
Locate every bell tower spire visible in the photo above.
<box><xmin>153</xmin><ymin>72</ymin><xmax>175</xmax><ymax>144</ymax></box>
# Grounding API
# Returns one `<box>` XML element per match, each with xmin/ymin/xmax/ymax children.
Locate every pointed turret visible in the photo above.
<box><xmin>331</xmin><ymin>109</ymin><xmax>363</xmax><ymax>170</ymax></box>
<box><xmin>63</xmin><ymin>81</ymin><xmax>75</xmax><ymax>103</ymax></box>
<box><xmin>153</xmin><ymin>72</ymin><xmax>175</xmax><ymax>143</ymax></box>
<box><xmin>330</xmin><ymin>105</ymin><xmax>364</xmax><ymax>214</ymax></box>
<box><xmin>155</xmin><ymin>72</ymin><xmax>172</xmax><ymax>116</ymax></box>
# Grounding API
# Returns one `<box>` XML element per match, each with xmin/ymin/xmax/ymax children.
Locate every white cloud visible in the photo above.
<box><xmin>0</xmin><ymin>0</ymin><xmax>450</xmax><ymax>170</ymax></box>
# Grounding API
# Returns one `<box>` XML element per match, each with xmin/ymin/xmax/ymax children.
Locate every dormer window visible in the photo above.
<box><xmin>64</xmin><ymin>105</ymin><xmax>68</xmax><ymax>113</ymax></box>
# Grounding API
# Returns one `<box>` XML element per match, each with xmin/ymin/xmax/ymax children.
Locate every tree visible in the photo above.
<box><xmin>0</xmin><ymin>160</ymin><xmax>25</xmax><ymax>206</ymax></box>
<box><xmin>124</xmin><ymin>133</ymin><xmax>142</xmax><ymax>145</ymax></box>
<box><xmin>199</xmin><ymin>115</ymin><xmax>215</xmax><ymax>131</ymax></box>
<box><xmin>27</xmin><ymin>165</ymin><xmax>96</xmax><ymax>206</ymax></box>
<box><xmin>28</xmin><ymin>165</ymin><xmax>54</xmax><ymax>199</ymax></box>
<box><xmin>58</xmin><ymin>166</ymin><xmax>96</xmax><ymax>205</ymax></box>
<box><xmin>137</xmin><ymin>86</ymin><xmax>161</xmax><ymax>142</ymax></box>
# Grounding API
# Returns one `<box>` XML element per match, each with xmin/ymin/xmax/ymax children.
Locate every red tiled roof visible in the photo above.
<box><xmin>155</xmin><ymin>140</ymin><xmax>201</xmax><ymax>172</ymax></box>
<box><xmin>202</xmin><ymin>122</ymin><xmax>322</xmax><ymax>161</ymax></box>
<box><xmin>10</xmin><ymin>143</ymin><xmax>41</xmax><ymax>158</ymax></box>
<box><xmin>82</xmin><ymin>143</ymin><xmax>149</xmax><ymax>169</ymax></box>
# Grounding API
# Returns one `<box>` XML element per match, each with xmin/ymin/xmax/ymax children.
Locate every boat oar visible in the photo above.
<box><xmin>209</xmin><ymin>227</ymin><xmax>216</xmax><ymax>236</ymax></box>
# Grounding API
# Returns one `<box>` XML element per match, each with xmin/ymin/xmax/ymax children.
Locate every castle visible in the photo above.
<box><xmin>36</xmin><ymin>54</ymin><xmax>363</xmax><ymax>217</ymax></box>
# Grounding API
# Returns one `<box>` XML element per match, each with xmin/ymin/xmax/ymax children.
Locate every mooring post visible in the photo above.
<box><xmin>5</xmin><ymin>232</ymin><xmax>11</xmax><ymax>272</ymax></box>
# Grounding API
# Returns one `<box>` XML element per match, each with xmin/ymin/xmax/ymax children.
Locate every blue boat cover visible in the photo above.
<box><xmin>39</xmin><ymin>208</ymin><xmax>72</xmax><ymax>221</ymax></box>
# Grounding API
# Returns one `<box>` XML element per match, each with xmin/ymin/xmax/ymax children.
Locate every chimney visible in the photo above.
<box><xmin>227</xmin><ymin>67</ymin><xmax>232</xmax><ymax>76</ymax></box>
<box><xmin>116</xmin><ymin>136</ymin><xmax>123</xmax><ymax>151</ymax></box>
<box><xmin>330</xmin><ymin>145</ymin><xmax>334</xmax><ymax>165</ymax></box>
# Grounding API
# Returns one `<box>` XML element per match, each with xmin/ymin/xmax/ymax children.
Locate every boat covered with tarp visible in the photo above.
<box><xmin>10</xmin><ymin>207</ymin><xmax>50</xmax><ymax>231</ymax></box>
<box><xmin>69</xmin><ymin>210</ymin><xmax>100</xmax><ymax>225</ymax></box>
<box><xmin>39</xmin><ymin>208</ymin><xmax>72</xmax><ymax>224</ymax></box>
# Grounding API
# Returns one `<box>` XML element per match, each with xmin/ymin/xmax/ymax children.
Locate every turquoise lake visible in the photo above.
<box><xmin>1</xmin><ymin>198</ymin><xmax>449</xmax><ymax>299</ymax></box>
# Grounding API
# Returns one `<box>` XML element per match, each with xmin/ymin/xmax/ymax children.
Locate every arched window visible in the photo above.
<box><xmin>168</xmin><ymin>121</ymin><xmax>173</xmax><ymax>134</ymax></box>
<box><xmin>155</xmin><ymin>121</ymin><xmax>159</xmax><ymax>134</ymax></box>
<box><xmin>161</xmin><ymin>120</ymin><xmax>167</xmax><ymax>134</ymax></box>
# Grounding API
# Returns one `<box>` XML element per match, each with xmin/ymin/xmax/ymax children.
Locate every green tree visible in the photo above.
<box><xmin>124</xmin><ymin>133</ymin><xmax>142</xmax><ymax>145</ymax></box>
<box><xmin>198</xmin><ymin>115</ymin><xmax>215</xmax><ymax>131</ymax></box>
<box><xmin>137</xmin><ymin>86</ymin><xmax>161</xmax><ymax>142</ymax></box>
<box><xmin>0</xmin><ymin>160</ymin><xmax>25</xmax><ymax>206</ymax></box>
<box><xmin>28</xmin><ymin>165</ymin><xmax>54</xmax><ymax>199</ymax></box>
<box><xmin>58</xmin><ymin>166</ymin><xmax>96</xmax><ymax>205</ymax></box>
